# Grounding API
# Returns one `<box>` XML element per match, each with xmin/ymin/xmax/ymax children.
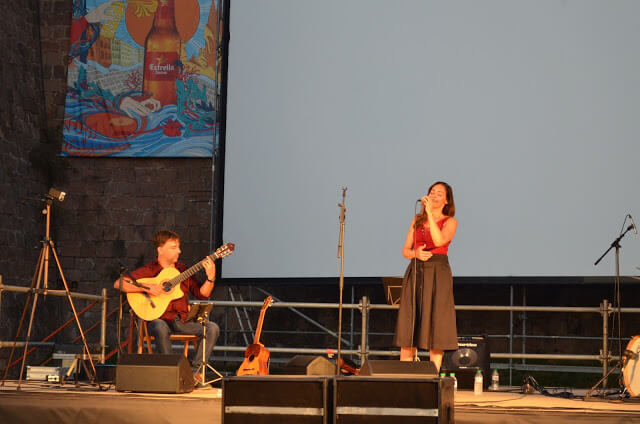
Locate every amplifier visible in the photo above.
<box><xmin>442</xmin><ymin>335</ymin><xmax>491</xmax><ymax>389</ymax></box>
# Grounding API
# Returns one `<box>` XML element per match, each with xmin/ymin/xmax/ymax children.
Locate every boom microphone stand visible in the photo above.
<box><xmin>1</xmin><ymin>189</ymin><xmax>96</xmax><ymax>389</ymax></box>
<box><xmin>586</xmin><ymin>215</ymin><xmax>636</xmax><ymax>399</ymax></box>
<box><xmin>336</xmin><ymin>187</ymin><xmax>347</xmax><ymax>376</ymax></box>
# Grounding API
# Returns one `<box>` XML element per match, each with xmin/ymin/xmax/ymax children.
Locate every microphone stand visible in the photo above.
<box><xmin>116</xmin><ymin>261</ymin><xmax>152</xmax><ymax>358</ymax></box>
<box><xmin>409</xmin><ymin>200</ymin><xmax>422</xmax><ymax>362</ymax></box>
<box><xmin>586</xmin><ymin>219</ymin><xmax>635</xmax><ymax>399</ymax></box>
<box><xmin>117</xmin><ymin>266</ymin><xmax>125</xmax><ymax>359</ymax></box>
<box><xmin>336</xmin><ymin>187</ymin><xmax>347</xmax><ymax>376</ymax></box>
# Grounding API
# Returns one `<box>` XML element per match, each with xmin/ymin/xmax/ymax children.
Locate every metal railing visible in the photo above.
<box><xmin>0</xmin><ymin>279</ymin><xmax>108</xmax><ymax>368</ymax></box>
<box><xmin>210</xmin><ymin>295</ymin><xmax>638</xmax><ymax>387</ymax></box>
<box><xmin>2</xmin><ymin>275</ymin><xmax>638</xmax><ymax>387</ymax></box>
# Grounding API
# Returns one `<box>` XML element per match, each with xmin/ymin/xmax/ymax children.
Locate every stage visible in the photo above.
<box><xmin>2</xmin><ymin>380</ymin><xmax>640</xmax><ymax>423</ymax></box>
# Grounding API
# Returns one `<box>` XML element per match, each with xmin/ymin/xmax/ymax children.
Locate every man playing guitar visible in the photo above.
<box><xmin>113</xmin><ymin>230</ymin><xmax>219</xmax><ymax>389</ymax></box>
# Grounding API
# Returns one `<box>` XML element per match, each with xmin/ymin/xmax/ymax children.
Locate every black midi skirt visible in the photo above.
<box><xmin>393</xmin><ymin>254</ymin><xmax>458</xmax><ymax>350</ymax></box>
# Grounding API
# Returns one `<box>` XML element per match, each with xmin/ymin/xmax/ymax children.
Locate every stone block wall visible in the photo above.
<box><xmin>0</xmin><ymin>0</ymin><xmax>50</xmax><ymax>353</ymax></box>
<box><xmin>1</xmin><ymin>0</ymin><xmax>214</xmax><ymax>370</ymax></box>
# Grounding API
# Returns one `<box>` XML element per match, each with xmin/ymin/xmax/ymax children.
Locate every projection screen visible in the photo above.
<box><xmin>222</xmin><ymin>0</ymin><xmax>640</xmax><ymax>278</ymax></box>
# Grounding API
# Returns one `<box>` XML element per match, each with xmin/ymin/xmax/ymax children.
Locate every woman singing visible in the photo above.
<box><xmin>393</xmin><ymin>181</ymin><xmax>458</xmax><ymax>371</ymax></box>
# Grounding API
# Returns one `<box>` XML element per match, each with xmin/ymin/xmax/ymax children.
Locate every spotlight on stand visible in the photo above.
<box><xmin>46</xmin><ymin>188</ymin><xmax>66</xmax><ymax>203</ymax></box>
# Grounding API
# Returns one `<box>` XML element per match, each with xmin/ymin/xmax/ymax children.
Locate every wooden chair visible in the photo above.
<box><xmin>128</xmin><ymin>313</ymin><xmax>199</xmax><ymax>357</ymax></box>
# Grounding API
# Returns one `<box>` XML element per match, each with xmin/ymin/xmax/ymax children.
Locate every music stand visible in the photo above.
<box><xmin>382</xmin><ymin>277</ymin><xmax>403</xmax><ymax>305</ymax></box>
<box><xmin>187</xmin><ymin>302</ymin><xmax>222</xmax><ymax>385</ymax></box>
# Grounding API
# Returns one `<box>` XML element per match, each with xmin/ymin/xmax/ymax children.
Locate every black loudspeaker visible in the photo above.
<box><xmin>115</xmin><ymin>354</ymin><xmax>194</xmax><ymax>393</ymax></box>
<box><xmin>95</xmin><ymin>364</ymin><xmax>116</xmax><ymax>383</ymax></box>
<box><xmin>359</xmin><ymin>360</ymin><xmax>438</xmax><ymax>377</ymax></box>
<box><xmin>442</xmin><ymin>335</ymin><xmax>490</xmax><ymax>389</ymax></box>
<box><xmin>223</xmin><ymin>376</ymin><xmax>331</xmax><ymax>424</ymax></box>
<box><xmin>283</xmin><ymin>355</ymin><xmax>335</xmax><ymax>375</ymax></box>
<box><xmin>335</xmin><ymin>377</ymin><xmax>454</xmax><ymax>423</ymax></box>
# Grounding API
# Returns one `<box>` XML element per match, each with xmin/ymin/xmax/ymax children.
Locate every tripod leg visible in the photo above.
<box><xmin>61</xmin><ymin>358</ymin><xmax>78</xmax><ymax>386</ymax></box>
<box><xmin>200</xmin><ymin>316</ymin><xmax>222</xmax><ymax>385</ymax></box>
<box><xmin>585</xmin><ymin>360</ymin><xmax>621</xmax><ymax>399</ymax></box>
<box><xmin>16</xmin><ymin>246</ymin><xmax>49</xmax><ymax>390</ymax></box>
<box><xmin>49</xmin><ymin>243</ymin><xmax>96</xmax><ymax>378</ymax></box>
<box><xmin>1</xmin><ymin>247</ymin><xmax>45</xmax><ymax>386</ymax></box>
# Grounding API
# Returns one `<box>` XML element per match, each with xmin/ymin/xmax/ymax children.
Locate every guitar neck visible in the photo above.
<box><xmin>166</xmin><ymin>255</ymin><xmax>215</xmax><ymax>289</ymax></box>
<box><xmin>163</xmin><ymin>243</ymin><xmax>233</xmax><ymax>291</ymax></box>
<box><xmin>253</xmin><ymin>299</ymin><xmax>271</xmax><ymax>344</ymax></box>
<box><xmin>253</xmin><ymin>312</ymin><xmax>266</xmax><ymax>344</ymax></box>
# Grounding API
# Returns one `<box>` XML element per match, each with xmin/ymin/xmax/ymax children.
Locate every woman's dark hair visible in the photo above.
<box><xmin>415</xmin><ymin>181</ymin><xmax>455</xmax><ymax>228</ymax></box>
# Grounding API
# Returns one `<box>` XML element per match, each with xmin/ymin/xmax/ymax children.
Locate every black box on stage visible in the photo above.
<box><xmin>442</xmin><ymin>335</ymin><xmax>490</xmax><ymax>389</ymax></box>
<box><xmin>334</xmin><ymin>377</ymin><xmax>454</xmax><ymax>423</ymax></box>
<box><xmin>95</xmin><ymin>364</ymin><xmax>116</xmax><ymax>383</ymax></box>
<box><xmin>283</xmin><ymin>355</ymin><xmax>335</xmax><ymax>375</ymax></box>
<box><xmin>359</xmin><ymin>359</ymin><xmax>438</xmax><ymax>377</ymax></box>
<box><xmin>115</xmin><ymin>353</ymin><xmax>194</xmax><ymax>394</ymax></box>
<box><xmin>223</xmin><ymin>376</ymin><xmax>331</xmax><ymax>424</ymax></box>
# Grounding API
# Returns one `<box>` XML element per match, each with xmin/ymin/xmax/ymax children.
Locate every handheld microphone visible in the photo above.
<box><xmin>629</xmin><ymin>214</ymin><xmax>637</xmax><ymax>234</ymax></box>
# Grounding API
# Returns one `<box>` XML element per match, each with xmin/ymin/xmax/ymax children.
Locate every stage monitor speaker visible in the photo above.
<box><xmin>359</xmin><ymin>359</ymin><xmax>438</xmax><ymax>377</ymax></box>
<box><xmin>335</xmin><ymin>377</ymin><xmax>453</xmax><ymax>423</ymax></box>
<box><xmin>283</xmin><ymin>355</ymin><xmax>335</xmax><ymax>375</ymax></box>
<box><xmin>223</xmin><ymin>376</ymin><xmax>331</xmax><ymax>424</ymax></box>
<box><xmin>442</xmin><ymin>335</ymin><xmax>491</xmax><ymax>389</ymax></box>
<box><xmin>115</xmin><ymin>353</ymin><xmax>194</xmax><ymax>393</ymax></box>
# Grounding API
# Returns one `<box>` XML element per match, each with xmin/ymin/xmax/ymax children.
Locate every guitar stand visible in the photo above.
<box><xmin>190</xmin><ymin>303</ymin><xmax>223</xmax><ymax>386</ymax></box>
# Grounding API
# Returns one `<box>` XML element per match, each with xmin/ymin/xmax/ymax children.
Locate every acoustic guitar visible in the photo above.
<box><xmin>237</xmin><ymin>296</ymin><xmax>273</xmax><ymax>376</ymax></box>
<box><xmin>127</xmin><ymin>243</ymin><xmax>235</xmax><ymax>321</ymax></box>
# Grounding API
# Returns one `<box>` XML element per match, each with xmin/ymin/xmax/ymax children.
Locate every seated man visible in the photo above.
<box><xmin>114</xmin><ymin>230</ymin><xmax>219</xmax><ymax>388</ymax></box>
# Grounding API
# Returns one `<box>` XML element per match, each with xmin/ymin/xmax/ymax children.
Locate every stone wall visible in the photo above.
<box><xmin>0</xmin><ymin>0</ymin><xmax>50</xmax><ymax>355</ymax></box>
<box><xmin>1</xmin><ymin>0</ymin><xmax>214</xmax><ymax>373</ymax></box>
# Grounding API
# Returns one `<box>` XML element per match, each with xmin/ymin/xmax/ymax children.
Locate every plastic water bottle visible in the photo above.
<box><xmin>439</xmin><ymin>372</ymin><xmax>446</xmax><ymax>378</ymax></box>
<box><xmin>474</xmin><ymin>369</ymin><xmax>483</xmax><ymax>395</ymax></box>
<box><xmin>449</xmin><ymin>372</ymin><xmax>457</xmax><ymax>393</ymax></box>
<box><xmin>491</xmin><ymin>369</ymin><xmax>499</xmax><ymax>391</ymax></box>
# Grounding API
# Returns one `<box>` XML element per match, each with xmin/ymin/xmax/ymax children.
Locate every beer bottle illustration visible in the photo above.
<box><xmin>143</xmin><ymin>0</ymin><xmax>181</xmax><ymax>106</ymax></box>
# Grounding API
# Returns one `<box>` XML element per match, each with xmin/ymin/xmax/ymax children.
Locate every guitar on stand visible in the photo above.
<box><xmin>237</xmin><ymin>296</ymin><xmax>273</xmax><ymax>376</ymax></box>
<box><xmin>127</xmin><ymin>243</ymin><xmax>235</xmax><ymax>321</ymax></box>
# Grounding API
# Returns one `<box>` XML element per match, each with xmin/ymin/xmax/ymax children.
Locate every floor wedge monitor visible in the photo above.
<box><xmin>283</xmin><ymin>355</ymin><xmax>336</xmax><ymax>376</ymax></box>
<box><xmin>115</xmin><ymin>353</ymin><xmax>194</xmax><ymax>394</ymax></box>
<box><xmin>359</xmin><ymin>360</ymin><xmax>438</xmax><ymax>377</ymax></box>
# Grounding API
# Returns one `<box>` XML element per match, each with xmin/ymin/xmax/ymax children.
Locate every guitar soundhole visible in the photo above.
<box><xmin>162</xmin><ymin>282</ymin><xmax>171</xmax><ymax>292</ymax></box>
<box><xmin>248</xmin><ymin>354</ymin><xmax>255</xmax><ymax>361</ymax></box>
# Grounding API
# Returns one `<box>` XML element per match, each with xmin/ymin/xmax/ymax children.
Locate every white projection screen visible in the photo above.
<box><xmin>222</xmin><ymin>0</ymin><xmax>640</xmax><ymax>279</ymax></box>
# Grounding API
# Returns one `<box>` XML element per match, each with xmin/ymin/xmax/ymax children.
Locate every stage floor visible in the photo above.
<box><xmin>2</xmin><ymin>380</ymin><xmax>640</xmax><ymax>424</ymax></box>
